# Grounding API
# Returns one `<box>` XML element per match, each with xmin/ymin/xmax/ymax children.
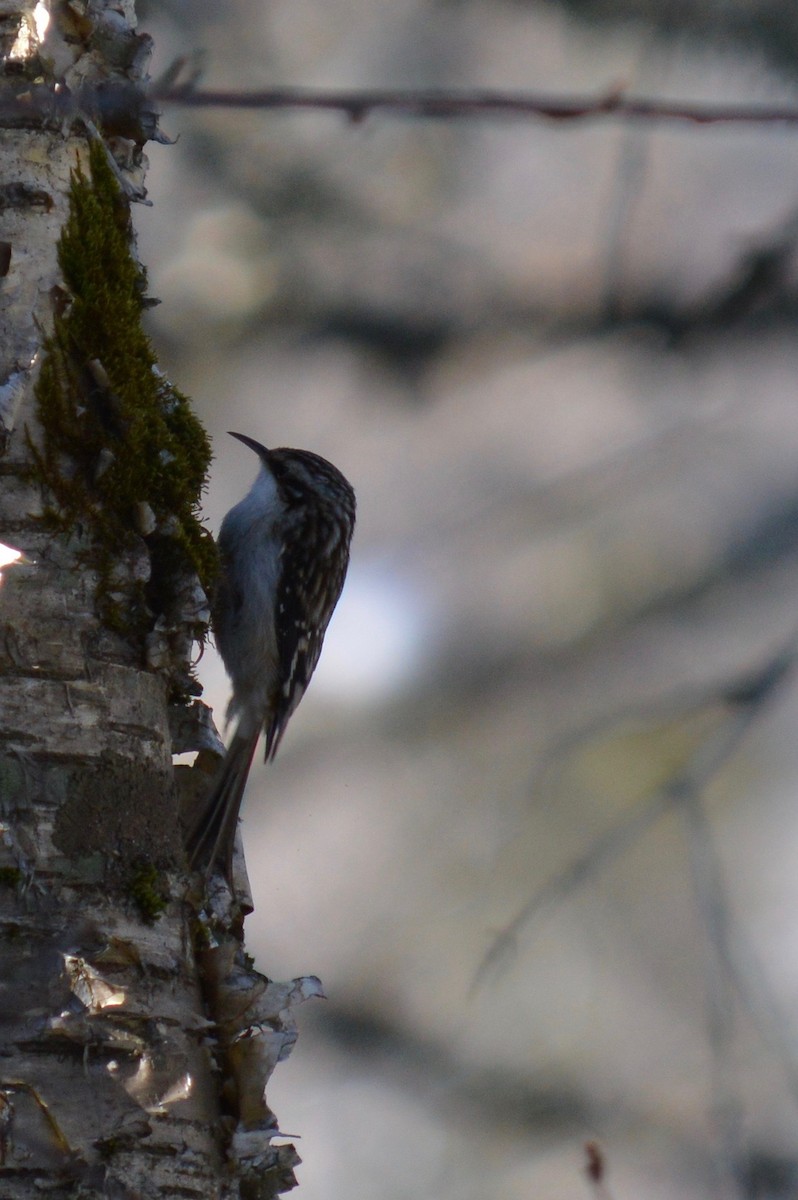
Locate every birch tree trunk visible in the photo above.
<box><xmin>0</xmin><ymin>4</ymin><xmax>313</xmax><ymax>1196</ymax></box>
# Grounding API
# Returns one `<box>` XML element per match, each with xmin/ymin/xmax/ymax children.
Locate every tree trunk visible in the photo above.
<box><xmin>0</xmin><ymin>4</ymin><xmax>313</xmax><ymax>1196</ymax></box>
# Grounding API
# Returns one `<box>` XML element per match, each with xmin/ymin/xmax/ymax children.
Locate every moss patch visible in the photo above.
<box><xmin>127</xmin><ymin>859</ymin><xmax>169</xmax><ymax>924</ymax></box>
<box><xmin>28</xmin><ymin>141</ymin><xmax>217</xmax><ymax>660</ymax></box>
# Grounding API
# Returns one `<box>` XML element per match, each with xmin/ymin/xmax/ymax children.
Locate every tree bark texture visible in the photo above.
<box><xmin>0</xmin><ymin>4</ymin><xmax>314</xmax><ymax>1196</ymax></box>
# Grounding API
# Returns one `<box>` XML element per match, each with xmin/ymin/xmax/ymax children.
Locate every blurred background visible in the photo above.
<box><xmin>136</xmin><ymin>2</ymin><xmax>798</xmax><ymax>1196</ymax></box>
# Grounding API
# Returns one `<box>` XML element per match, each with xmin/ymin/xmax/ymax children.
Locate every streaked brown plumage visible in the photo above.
<box><xmin>186</xmin><ymin>432</ymin><xmax>356</xmax><ymax>881</ymax></box>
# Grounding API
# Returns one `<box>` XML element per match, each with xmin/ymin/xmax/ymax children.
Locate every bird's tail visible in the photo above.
<box><xmin>185</xmin><ymin>726</ymin><xmax>260</xmax><ymax>882</ymax></box>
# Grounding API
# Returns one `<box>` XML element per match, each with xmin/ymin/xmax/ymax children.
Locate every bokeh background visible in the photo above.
<box><xmin>137</xmin><ymin>3</ymin><xmax>798</xmax><ymax>1196</ymax></box>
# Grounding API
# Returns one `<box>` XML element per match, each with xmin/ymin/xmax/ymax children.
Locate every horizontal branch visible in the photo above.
<box><xmin>158</xmin><ymin>85</ymin><xmax>798</xmax><ymax>127</ymax></box>
<box><xmin>5</xmin><ymin>81</ymin><xmax>798</xmax><ymax>134</ymax></box>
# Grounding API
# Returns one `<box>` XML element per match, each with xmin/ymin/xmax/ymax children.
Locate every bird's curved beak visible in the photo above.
<box><xmin>228</xmin><ymin>431</ymin><xmax>269</xmax><ymax>458</ymax></box>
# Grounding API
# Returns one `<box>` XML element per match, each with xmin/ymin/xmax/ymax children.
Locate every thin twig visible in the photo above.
<box><xmin>157</xmin><ymin>86</ymin><xmax>798</xmax><ymax>128</ymax></box>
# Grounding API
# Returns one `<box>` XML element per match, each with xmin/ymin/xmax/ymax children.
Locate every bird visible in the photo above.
<box><xmin>186</xmin><ymin>431</ymin><xmax>356</xmax><ymax>882</ymax></box>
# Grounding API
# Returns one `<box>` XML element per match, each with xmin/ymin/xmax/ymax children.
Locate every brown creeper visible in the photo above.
<box><xmin>186</xmin><ymin>432</ymin><xmax>356</xmax><ymax>878</ymax></box>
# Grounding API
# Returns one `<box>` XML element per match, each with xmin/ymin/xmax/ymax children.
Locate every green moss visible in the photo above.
<box><xmin>0</xmin><ymin>867</ymin><xmax>22</xmax><ymax>888</ymax></box>
<box><xmin>128</xmin><ymin>859</ymin><xmax>168</xmax><ymax>923</ymax></box>
<box><xmin>28</xmin><ymin>141</ymin><xmax>217</xmax><ymax>661</ymax></box>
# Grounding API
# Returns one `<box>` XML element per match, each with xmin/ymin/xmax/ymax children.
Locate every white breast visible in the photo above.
<box><xmin>216</xmin><ymin>464</ymin><xmax>285</xmax><ymax>730</ymax></box>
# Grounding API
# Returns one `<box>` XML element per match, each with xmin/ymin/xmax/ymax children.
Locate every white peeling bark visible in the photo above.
<box><xmin>0</xmin><ymin>4</ymin><xmax>315</xmax><ymax>1197</ymax></box>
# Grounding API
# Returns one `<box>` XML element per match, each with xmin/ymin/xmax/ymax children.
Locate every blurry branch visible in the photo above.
<box><xmin>681</xmin><ymin>779</ymin><xmax>753</xmax><ymax>1192</ymax></box>
<box><xmin>316</xmin><ymin>1003</ymin><xmax>640</xmax><ymax>1139</ymax></box>
<box><xmin>551</xmin><ymin>201</ymin><xmax>798</xmax><ymax>340</ymax></box>
<box><xmin>15</xmin><ymin>74</ymin><xmax>798</xmax><ymax>131</ymax></box>
<box><xmin>677</xmin><ymin>727</ymin><xmax>798</xmax><ymax>1118</ymax></box>
<box><xmin>678</xmin><ymin>688</ymin><xmax>798</xmax><ymax>1182</ymax></box>
<box><xmin>314</xmin><ymin>1001</ymin><xmax>723</xmax><ymax>1163</ymax></box>
<box><xmin>599</xmin><ymin>15</ymin><xmax>680</xmax><ymax>324</ymax></box>
<box><xmin>156</xmin><ymin>85</ymin><xmax>798</xmax><ymax>128</ymax></box>
<box><xmin>502</xmin><ymin>200</ymin><xmax>798</xmax><ymax>356</ymax></box>
<box><xmin>468</xmin><ymin>640</ymin><xmax>798</xmax><ymax>1182</ymax></box>
<box><xmin>614</xmin><ymin>205</ymin><xmax>798</xmax><ymax>342</ymax></box>
<box><xmin>687</xmin><ymin>211</ymin><xmax>798</xmax><ymax>331</ymax></box>
<box><xmin>475</xmin><ymin>637</ymin><xmax>798</xmax><ymax>1160</ymax></box>
<box><xmin>473</xmin><ymin>642</ymin><xmax>794</xmax><ymax>980</ymax></box>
